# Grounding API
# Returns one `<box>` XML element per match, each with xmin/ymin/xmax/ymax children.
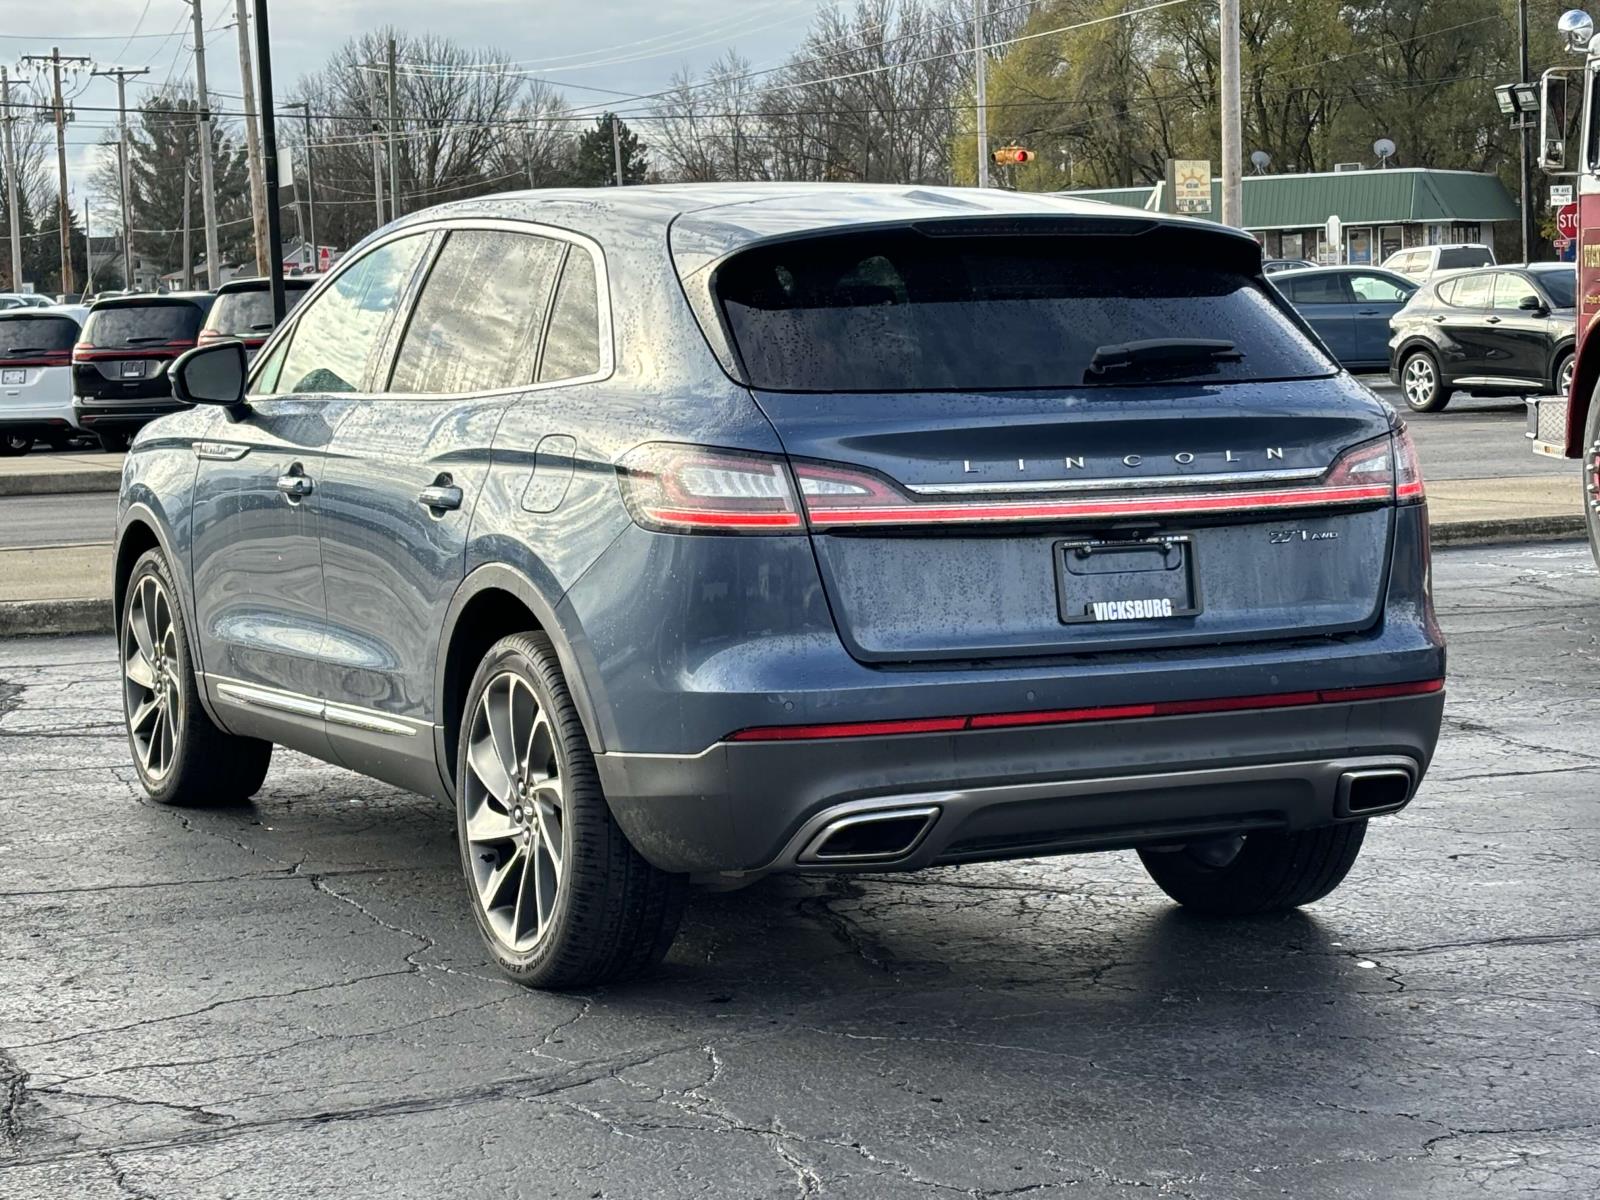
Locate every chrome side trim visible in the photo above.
<box><xmin>324</xmin><ymin>701</ymin><xmax>418</xmax><ymax>738</ymax></box>
<box><xmin>215</xmin><ymin>679</ymin><xmax>321</xmax><ymax>719</ymax></box>
<box><xmin>209</xmin><ymin>675</ymin><xmax>426</xmax><ymax>738</ymax></box>
<box><xmin>907</xmin><ymin>466</ymin><xmax>1325</xmax><ymax>496</ymax></box>
<box><xmin>193</xmin><ymin>441</ymin><xmax>250</xmax><ymax>462</ymax></box>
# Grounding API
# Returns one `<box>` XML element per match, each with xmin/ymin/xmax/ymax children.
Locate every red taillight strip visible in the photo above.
<box><xmin>724</xmin><ymin>679</ymin><xmax>1443</xmax><ymax>742</ymax></box>
<box><xmin>0</xmin><ymin>354</ymin><xmax>69</xmax><ymax>367</ymax></box>
<box><xmin>804</xmin><ymin>482</ymin><xmax>1395</xmax><ymax>527</ymax></box>
<box><xmin>72</xmin><ymin>348</ymin><xmax>181</xmax><ymax>361</ymax></box>
<box><xmin>639</xmin><ymin>506</ymin><xmax>804</xmax><ymax>529</ymax></box>
<box><xmin>1396</xmin><ymin>481</ymin><xmax>1425</xmax><ymax>501</ymax></box>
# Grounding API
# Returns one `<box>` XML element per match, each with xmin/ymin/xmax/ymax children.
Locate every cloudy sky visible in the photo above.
<box><xmin>3</xmin><ymin>0</ymin><xmax>830</xmax><ymax>224</ymax></box>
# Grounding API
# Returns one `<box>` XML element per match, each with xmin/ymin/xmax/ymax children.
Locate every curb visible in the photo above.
<box><xmin>1429</xmin><ymin>514</ymin><xmax>1588</xmax><ymax>547</ymax></box>
<box><xmin>0</xmin><ymin>598</ymin><xmax>114</xmax><ymax>638</ymax></box>
<box><xmin>0</xmin><ymin>471</ymin><xmax>122</xmax><ymax>498</ymax></box>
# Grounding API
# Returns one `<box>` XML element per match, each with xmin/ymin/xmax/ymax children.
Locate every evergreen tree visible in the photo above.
<box><xmin>573</xmin><ymin>115</ymin><xmax>648</xmax><ymax>186</ymax></box>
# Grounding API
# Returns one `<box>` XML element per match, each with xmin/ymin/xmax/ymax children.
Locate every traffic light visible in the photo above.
<box><xmin>992</xmin><ymin>147</ymin><xmax>1036</xmax><ymax>166</ymax></box>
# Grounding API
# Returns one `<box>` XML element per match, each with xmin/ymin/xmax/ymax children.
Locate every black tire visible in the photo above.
<box><xmin>0</xmin><ymin>432</ymin><xmax>31</xmax><ymax>456</ymax></box>
<box><xmin>121</xmin><ymin>549</ymin><xmax>273</xmax><ymax>806</ymax></box>
<box><xmin>455</xmin><ymin>632</ymin><xmax>685</xmax><ymax>989</ymax></box>
<box><xmin>1399</xmin><ymin>349</ymin><xmax>1451</xmax><ymax>413</ymax></box>
<box><xmin>97</xmin><ymin>431</ymin><xmax>129</xmax><ymax>453</ymax></box>
<box><xmin>1137</xmin><ymin>822</ymin><xmax>1367</xmax><ymax>916</ymax></box>
<box><xmin>1554</xmin><ymin>349</ymin><xmax>1576</xmax><ymax>401</ymax></box>
<box><xmin>1584</xmin><ymin>388</ymin><xmax>1600</xmax><ymax>572</ymax></box>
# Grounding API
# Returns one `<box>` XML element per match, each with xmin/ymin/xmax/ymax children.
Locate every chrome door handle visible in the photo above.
<box><xmin>418</xmin><ymin>484</ymin><xmax>463</xmax><ymax>512</ymax></box>
<box><xmin>276</xmin><ymin>471</ymin><xmax>314</xmax><ymax>499</ymax></box>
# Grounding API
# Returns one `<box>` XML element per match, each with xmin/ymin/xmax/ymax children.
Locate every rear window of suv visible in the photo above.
<box><xmin>713</xmin><ymin>229</ymin><xmax>1334</xmax><ymax>391</ymax></box>
<box><xmin>0</xmin><ymin>315</ymin><xmax>78</xmax><ymax>355</ymax></box>
<box><xmin>208</xmin><ymin>285</ymin><xmax>308</xmax><ymax>337</ymax></box>
<box><xmin>1438</xmin><ymin>247</ymin><xmax>1493</xmax><ymax>270</ymax></box>
<box><xmin>82</xmin><ymin>302</ymin><xmax>204</xmax><ymax>347</ymax></box>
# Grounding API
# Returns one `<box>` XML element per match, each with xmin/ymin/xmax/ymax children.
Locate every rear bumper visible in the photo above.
<box><xmin>0</xmin><ymin>414</ymin><xmax>76</xmax><ymax>435</ymax></box>
<box><xmin>597</xmin><ymin>689</ymin><xmax>1445</xmax><ymax>874</ymax></box>
<box><xmin>74</xmin><ymin>401</ymin><xmax>182</xmax><ymax>432</ymax></box>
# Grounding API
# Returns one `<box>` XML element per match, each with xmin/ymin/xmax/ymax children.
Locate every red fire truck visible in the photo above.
<box><xmin>1536</xmin><ymin>11</ymin><xmax>1600</xmax><ymax>563</ymax></box>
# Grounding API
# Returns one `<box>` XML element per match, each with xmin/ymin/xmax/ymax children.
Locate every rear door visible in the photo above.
<box><xmin>1434</xmin><ymin>272</ymin><xmax>1496</xmax><ymax>375</ymax></box>
<box><xmin>700</xmin><ymin>222</ymin><xmax>1398</xmax><ymax>662</ymax></box>
<box><xmin>1278</xmin><ymin>273</ymin><xmax>1355</xmax><ymax>362</ymax></box>
<box><xmin>314</xmin><ymin>225</ymin><xmax>572</xmax><ymax>795</ymax></box>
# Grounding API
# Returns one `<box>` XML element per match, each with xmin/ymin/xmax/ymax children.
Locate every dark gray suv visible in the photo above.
<box><xmin>113</xmin><ymin>185</ymin><xmax>1446</xmax><ymax>988</ymax></box>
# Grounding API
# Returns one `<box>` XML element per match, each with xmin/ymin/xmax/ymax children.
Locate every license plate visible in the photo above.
<box><xmin>1056</xmin><ymin>537</ymin><xmax>1201</xmax><ymax>624</ymax></box>
<box><xmin>120</xmin><ymin>360</ymin><xmax>146</xmax><ymax>378</ymax></box>
<box><xmin>1</xmin><ymin>368</ymin><xmax>23</xmax><ymax>385</ymax></box>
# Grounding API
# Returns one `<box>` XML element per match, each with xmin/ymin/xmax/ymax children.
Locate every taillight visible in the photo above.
<box><xmin>1394</xmin><ymin>425</ymin><xmax>1425</xmax><ymax>503</ymax></box>
<box><xmin>197</xmin><ymin>329</ymin><xmax>221</xmax><ymax>343</ymax></box>
<box><xmin>1323</xmin><ymin>434</ymin><xmax>1393</xmax><ymax>490</ymax></box>
<box><xmin>616</xmin><ymin>443</ymin><xmax>804</xmax><ymax>533</ymax></box>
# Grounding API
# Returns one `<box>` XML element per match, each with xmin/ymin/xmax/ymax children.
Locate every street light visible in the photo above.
<box><xmin>1495</xmin><ymin>81</ymin><xmax>1541</xmax><ymax>117</ymax></box>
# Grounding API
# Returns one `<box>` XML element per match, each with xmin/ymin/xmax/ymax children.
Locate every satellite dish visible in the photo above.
<box><xmin>1250</xmin><ymin>149</ymin><xmax>1271</xmax><ymax>174</ymax></box>
<box><xmin>1373</xmin><ymin>138</ymin><xmax>1397</xmax><ymax>161</ymax></box>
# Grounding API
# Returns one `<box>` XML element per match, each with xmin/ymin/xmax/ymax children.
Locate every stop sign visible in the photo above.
<box><xmin>1557</xmin><ymin>202</ymin><xmax>1579</xmax><ymax>240</ymax></box>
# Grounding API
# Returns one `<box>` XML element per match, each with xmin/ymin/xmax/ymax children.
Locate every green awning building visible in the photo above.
<box><xmin>1066</xmin><ymin>168</ymin><xmax>1519</xmax><ymax>266</ymax></box>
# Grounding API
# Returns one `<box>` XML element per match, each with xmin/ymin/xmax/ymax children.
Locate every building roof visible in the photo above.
<box><xmin>1065</xmin><ymin>168</ymin><xmax>1518</xmax><ymax>229</ymax></box>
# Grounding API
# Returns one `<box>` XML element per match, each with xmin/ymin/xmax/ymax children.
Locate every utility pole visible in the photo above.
<box><xmin>371</xmin><ymin>121</ymin><xmax>385</xmax><ymax>224</ymax></box>
<box><xmin>23</xmin><ymin>49</ymin><xmax>91</xmax><ymax>297</ymax></box>
<box><xmin>181</xmin><ymin>158</ymin><xmax>193</xmax><ymax>290</ymax></box>
<box><xmin>386</xmin><ymin>37</ymin><xmax>400</xmax><ymax>221</ymax></box>
<box><xmin>188</xmin><ymin>0</ymin><xmax>222</xmax><ymax>288</ymax></box>
<box><xmin>81</xmin><ymin>199</ymin><xmax>95</xmax><ymax>299</ymax></box>
<box><xmin>91</xmin><ymin>66</ymin><xmax>150</xmax><ymax>294</ymax></box>
<box><xmin>974</xmin><ymin>0</ymin><xmax>989</xmax><ymax>188</ymax></box>
<box><xmin>1219</xmin><ymin>0</ymin><xmax>1243</xmax><ymax>228</ymax></box>
<box><xmin>611</xmin><ymin>114</ymin><xmax>624</xmax><ymax>186</ymax></box>
<box><xmin>283</xmin><ymin>101</ymin><xmax>315</xmax><ymax>270</ymax></box>
<box><xmin>234</xmin><ymin>0</ymin><xmax>269</xmax><ymax>275</ymax></box>
<box><xmin>1</xmin><ymin>68</ymin><xmax>21</xmax><ymax>291</ymax></box>
<box><xmin>255</xmin><ymin>0</ymin><xmax>286</xmax><ymax>322</ymax></box>
<box><xmin>1518</xmin><ymin>0</ymin><xmax>1535</xmax><ymax>261</ymax></box>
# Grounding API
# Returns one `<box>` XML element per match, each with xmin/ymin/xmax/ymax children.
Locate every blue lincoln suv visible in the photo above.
<box><xmin>113</xmin><ymin>185</ymin><xmax>1446</xmax><ymax>987</ymax></box>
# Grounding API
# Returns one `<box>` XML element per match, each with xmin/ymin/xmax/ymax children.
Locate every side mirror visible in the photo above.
<box><xmin>171</xmin><ymin>340</ymin><xmax>249</xmax><ymax>417</ymax></box>
<box><xmin>1517</xmin><ymin>294</ymin><xmax>1549</xmax><ymax>313</ymax></box>
<box><xmin>1540</xmin><ymin>68</ymin><xmax>1578</xmax><ymax>171</ymax></box>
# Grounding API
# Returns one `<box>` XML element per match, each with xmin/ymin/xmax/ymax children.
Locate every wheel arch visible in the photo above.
<box><xmin>433</xmin><ymin>562</ymin><xmax>608</xmax><ymax>799</ymax></box>
<box><xmin>1567</xmin><ymin>314</ymin><xmax>1600</xmax><ymax>457</ymax></box>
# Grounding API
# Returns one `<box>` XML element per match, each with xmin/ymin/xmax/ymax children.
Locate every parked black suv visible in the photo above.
<box><xmin>116</xmin><ymin>186</ymin><xmax>1445</xmax><ymax>988</ymax></box>
<box><xmin>74</xmin><ymin>293</ymin><xmax>215</xmax><ymax>451</ymax></box>
<box><xmin>1388</xmin><ymin>263</ymin><xmax>1575</xmax><ymax>412</ymax></box>
<box><xmin>199</xmin><ymin>276</ymin><xmax>314</xmax><ymax>358</ymax></box>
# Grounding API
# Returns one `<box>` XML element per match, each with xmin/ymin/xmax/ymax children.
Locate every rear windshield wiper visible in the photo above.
<box><xmin>1084</xmin><ymin>338</ymin><xmax>1242</xmax><ymax>383</ymax></box>
<box><xmin>124</xmin><ymin>335</ymin><xmax>173</xmax><ymax>345</ymax></box>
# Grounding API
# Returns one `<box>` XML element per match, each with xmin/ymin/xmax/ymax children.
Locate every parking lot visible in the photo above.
<box><xmin>1</xmin><ymin>539</ymin><xmax>1594</xmax><ymax>1199</ymax></box>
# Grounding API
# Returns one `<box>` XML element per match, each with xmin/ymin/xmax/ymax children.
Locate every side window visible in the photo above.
<box><xmin>538</xmin><ymin>249</ymin><xmax>603</xmax><ymax>383</ymax></box>
<box><xmin>1492</xmin><ymin>273</ymin><xmax>1538</xmax><ymax>310</ymax></box>
<box><xmin>389</xmin><ymin>230</ymin><xmax>564</xmax><ymax>395</ymax></box>
<box><xmin>248</xmin><ymin>336</ymin><xmax>288</xmax><ymax>396</ymax></box>
<box><xmin>274</xmin><ymin>235</ymin><xmax>430</xmax><ymax>395</ymax></box>
<box><xmin>1449</xmin><ymin>273</ymin><xmax>1492</xmax><ymax>309</ymax></box>
<box><xmin>1281</xmin><ymin>274</ymin><xmax>1350</xmax><ymax>304</ymax></box>
<box><xmin>1348</xmin><ymin>274</ymin><xmax>1409</xmax><ymax>303</ymax></box>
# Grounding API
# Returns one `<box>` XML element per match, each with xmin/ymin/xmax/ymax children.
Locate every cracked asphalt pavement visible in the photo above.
<box><xmin>1</xmin><ymin>542</ymin><xmax>1597</xmax><ymax>1199</ymax></box>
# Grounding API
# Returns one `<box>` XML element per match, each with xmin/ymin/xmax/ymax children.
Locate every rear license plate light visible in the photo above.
<box><xmin>1056</xmin><ymin>536</ymin><xmax>1201</xmax><ymax>624</ymax></box>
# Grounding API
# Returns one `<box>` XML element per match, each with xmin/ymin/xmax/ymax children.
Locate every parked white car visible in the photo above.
<box><xmin>1380</xmin><ymin>244</ymin><xmax>1496</xmax><ymax>283</ymax></box>
<box><xmin>0</xmin><ymin>304</ymin><xmax>88</xmax><ymax>455</ymax></box>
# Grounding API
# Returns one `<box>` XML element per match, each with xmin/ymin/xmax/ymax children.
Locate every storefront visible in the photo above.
<box><xmin>1070</xmin><ymin>169</ymin><xmax>1517</xmax><ymax>265</ymax></box>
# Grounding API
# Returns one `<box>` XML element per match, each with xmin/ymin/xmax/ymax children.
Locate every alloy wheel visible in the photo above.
<box><xmin>123</xmin><ymin>574</ymin><xmax>182</xmax><ymax>781</ymax></box>
<box><xmin>1559</xmin><ymin>356</ymin><xmax>1576</xmax><ymax>398</ymax></box>
<box><xmin>462</xmin><ymin>672</ymin><xmax>566</xmax><ymax>954</ymax></box>
<box><xmin>1402</xmin><ymin>356</ymin><xmax>1436</xmax><ymax>409</ymax></box>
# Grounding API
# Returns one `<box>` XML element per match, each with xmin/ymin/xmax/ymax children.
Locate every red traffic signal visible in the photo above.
<box><xmin>992</xmin><ymin>146</ymin><xmax>1035</xmax><ymax>166</ymax></box>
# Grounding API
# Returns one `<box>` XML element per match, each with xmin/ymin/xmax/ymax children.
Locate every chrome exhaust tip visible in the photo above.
<box><xmin>799</xmin><ymin>805</ymin><xmax>940</xmax><ymax>864</ymax></box>
<box><xmin>1336</xmin><ymin>767</ymin><xmax>1415</xmax><ymax>817</ymax></box>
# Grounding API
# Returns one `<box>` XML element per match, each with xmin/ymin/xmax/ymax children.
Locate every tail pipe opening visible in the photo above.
<box><xmin>800</xmin><ymin>805</ymin><xmax>940</xmax><ymax>864</ymax></box>
<box><xmin>1336</xmin><ymin>767</ymin><xmax>1416</xmax><ymax>817</ymax></box>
